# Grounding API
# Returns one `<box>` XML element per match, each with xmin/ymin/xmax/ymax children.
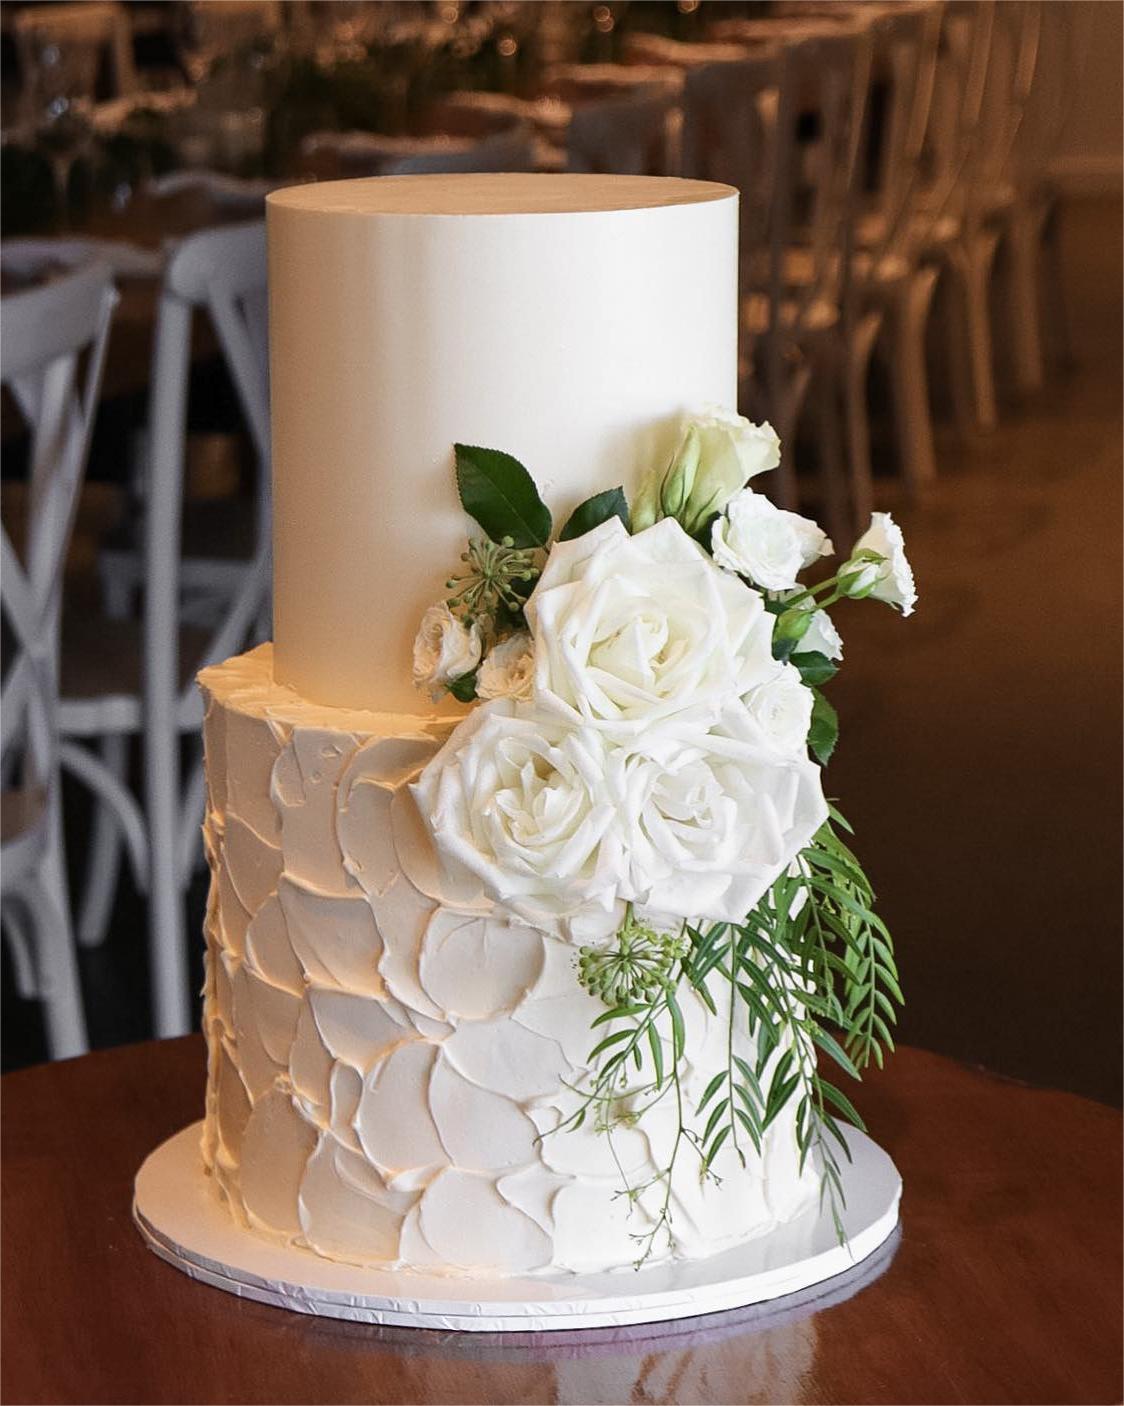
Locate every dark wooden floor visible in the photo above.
<box><xmin>4</xmin><ymin>196</ymin><xmax>1121</xmax><ymax>1105</ymax></box>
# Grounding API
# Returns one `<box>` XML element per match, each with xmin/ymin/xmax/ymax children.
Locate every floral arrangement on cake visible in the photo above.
<box><xmin>411</xmin><ymin>407</ymin><xmax>914</xmax><ymax>1259</ymax></box>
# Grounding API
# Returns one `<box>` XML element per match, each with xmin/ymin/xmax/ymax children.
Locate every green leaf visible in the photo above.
<box><xmin>819</xmin><ymin>1079</ymin><xmax>867</xmax><ymax>1131</ymax></box>
<box><xmin>791</xmin><ymin>650</ymin><xmax>839</xmax><ymax>687</ymax></box>
<box><xmin>667</xmin><ymin>990</ymin><xmax>686</xmax><ymax>1061</ymax></box>
<box><xmin>698</xmin><ymin>1071</ymin><xmax>726</xmax><ymax>1114</ymax></box>
<box><xmin>647</xmin><ymin>1022</ymin><xmax>665</xmax><ymax>1088</ymax></box>
<box><xmin>704</xmin><ymin>1125</ymin><xmax>731</xmax><ymax>1168</ymax></box>
<box><xmin>446</xmin><ymin>671</ymin><xmax>478</xmax><ymax>703</ymax></box>
<box><xmin>810</xmin><ymin>1025</ymin><xmax>862</xmax><ymax>1081</ymax></box>
<box><xmin>454</xmin><ymin>444</ymin><xmax>552</xmax><ymax>547</ymax></box>
<box><xmin>808</xmin><ymin>689</ymin><xmax>839</xmax><ymax>765</ymax></box>
<box><xmin>558</xmin><ymin>486</ymin><xmax>629</xmax><ymax>541</ymax></box>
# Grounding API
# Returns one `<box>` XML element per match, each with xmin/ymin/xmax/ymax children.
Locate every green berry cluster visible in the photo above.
<box><xmin>578</xmin><ymin>915</ymin><xmax>689</xmax><ymax>1008</ymax></box>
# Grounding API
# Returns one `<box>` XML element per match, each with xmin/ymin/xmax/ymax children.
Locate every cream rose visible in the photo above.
<box><xmin>711</xmin><ymin>489</ymin><xmax>833</xmax><ymax>592</ymax></box>
<box><xmin>609</xmin><ymin>715</ymin><xmax>827</xmax><ymax>922</ymax></box>
<box><xmin>412</xmin><ymin>702</ymin><xmax>623</xmax><ymax>922</ymax></box>
<box><xmin>476</xmin><ymin>632</ymin><xmax>534</xmax><ymax>701</ymax></box>
<box><xmin>524</xmin><ymin>517</ymin><xmax>777</xmax><ymax>739</ymax></box>
<box><xmin>412</xmin><ymin>604</ymin><xmax>483</xmax><ymax>702</ymax></box>
<box><xmin>801</xmin><ymin>608</ymin><xmax>843</xmax><ymax>661</ymax></box>
<box><xmin>845</xmin><ymin>512</ymin><xmax>917</xmax><ymax>616</ymax></box>
<box><xmin>742</xmin><ymin>663</ymin><xmax>814</xmax><ymax>757</ymax></box>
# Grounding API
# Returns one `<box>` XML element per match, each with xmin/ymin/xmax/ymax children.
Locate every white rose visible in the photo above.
<box><xmin>632</xmin><ymin>408</ymin><xmax>781</xmax><ymax>534</ymax></box>
<box><xmin>524</xmin><ymin>517</ymin><xmax>777</xmax><ymax>739</ymax></box>
<box><xmin>610</xmin><ymin>715</ymin><xmax>827</xmax><ymax>922</ymax></box>
<box><xmin>742</xmin><ymin>663</ymin><xmax>814</xmax><ymax>757</ymax></box>
<box><xmin>412</xmin><ymin>603</ymin><xmax>483</xmax><ymax>702</ymax></box>
<box><xmin>711</xmin><ymin>490</ymin><xmax>833</xmax><ymax>592</ymax></box>
<box><xmin>476</xmin><ymin>632</ymin><xmax>534</xmax><ymax>701</ymax></box>
<box><xmin>846</xmin><ymin>512</ymin><xmax>917</xmax><ymax>616</ymax></box>
<box><xmin>412</xmin><ymin>702</ymin><xmax>624</xmax><ymax>922</ymax></box>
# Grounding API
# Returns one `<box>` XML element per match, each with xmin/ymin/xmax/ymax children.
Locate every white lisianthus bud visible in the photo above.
<box><xmin>476</xmin><ymin>631</ymin><xmax>535</xmax><ymax>701</ymax></box>
<box><xmin>742</xmin><ymin>663</ymin><xmax>814</xmax><ymax>756</ymax></box>
<box><xmin>843</xmin><ymin>512</ymin><xmax>917</xmax><ymax>616</ymax></box>
<box><xmin>711</xmin><ymin>489</ymin><xmax>833</xmax><ymax>592</ymax></box>
<box><xmin>412</xmin><ymin>603</ymin><xmax>482</xmax><ymax>702</ymax></box>
<box><xmin>680</xmin><ymin>407</ymin><xmax>782</xmax><ymax>535</ymax></box>
<box><xmin>777</xmin><ymin>591</ymin><xmax>843</xmax><ymax>661</ymax></box>
<box><xmin>630</xmin><ymin>408</ymin><xmax>781</xmax><ymax>536</ymax></box>
<box><xmin>801</xmin><ymin>608</ymin><xmax>843</xmax><ymax>660</ymax></box>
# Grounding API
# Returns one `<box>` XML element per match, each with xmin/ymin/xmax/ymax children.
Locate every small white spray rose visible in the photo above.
<box><xmin>412</xmin><ymin>603</ymin><xmax>482</xmax><ymax>702</ymax></box>
<box><xmin>631</xmin><ymin>407</ymin><xmax>782</xmax><ymax>534</ymax></box>
<box><xmin>711</xmin><ymin>489</ymin><xmax>833</xmax><ymax>592</ymax></box>
<box><xmin>742</xmin><ymin>663</ymin><xmax>814</xmax><ymax>757</ymax></box>
<box><xmin>845</xmin><ymin>512</ymin><xmax>917</xmax><ymax>616</ymax></box>
<box><xmin>476</xmin><ymin>631</ymin><xmax>535</xmax><ymax>702</ymax></box>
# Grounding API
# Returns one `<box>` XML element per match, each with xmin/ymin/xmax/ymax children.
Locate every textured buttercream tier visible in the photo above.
<box><xmin>267</xmin><ymin>173</ymin><xmax>739</xmax><ymax>710</ymax></box>
<box><xmin>199</xmin><ymin>646</ymin><xmax>818</xmax><ymax>1278</ymax></box>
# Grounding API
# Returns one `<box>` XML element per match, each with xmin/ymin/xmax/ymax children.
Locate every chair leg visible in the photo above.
<box><xmin>1</xmin><ymin>896</ymin><xmax>40</xmax><ymax>998</ymax></box>
<box><xmin>957</xmin><ymin>230</ymin><xmax>1002</xmax><ymax>433</ymax></box>
<box><xmin>889</xmin><ymin>267</ymin><xmax>941</xmax><ymax>492</ymax></box>
<box><xmin>36</xmin><ymin>797</ymin><xmax>89</xmax><ymax>1059</ymax></box>
<box><xmin>1007</xmin><ymin>204</ymin><xmax>1045</xmax><ymax>397</ymax></box>
<box><xmin>76</xmin><ymin>733</ymin><xmax>129</xmax><ymax>948</ymax></box>
<box><xmin>145</xmin><ymin>720</ymin><xmax>191</xmax><ymax>1038</ymax></box>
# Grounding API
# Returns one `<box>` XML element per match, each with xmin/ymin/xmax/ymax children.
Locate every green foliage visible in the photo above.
<box><xmin>808</xmin><ymin>689</ymin><xmax>839</xmax><ymax>766</ymax></box>
<box><xmin>453</xmin><ymin>444</ymin><xmax>553</xmax><ymax>549</ymax></box>
<box><xmin>558</xmin><ymin>487</ymin><xmax>630</xmax><ymax>542</ymax></box>
<box><xmin>791</xmin><ymin>650</ymin><xmax>839</xmax><ymax>687</ymax></box>
<box><xmin>446</xmin><ymin>671</ymin><xmax>478</xmax><ymax>704</ymax></box>
<box><xmin>568</xmin><ymin>808</ymin><xmax>902</xmax><ymax>1261</ymax></box>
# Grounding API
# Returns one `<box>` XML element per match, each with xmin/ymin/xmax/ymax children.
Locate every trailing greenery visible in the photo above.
<box><xmin>565</xmin><ymin>807</ymin><xmax>902</xmax><ymax>1262</ymax></box>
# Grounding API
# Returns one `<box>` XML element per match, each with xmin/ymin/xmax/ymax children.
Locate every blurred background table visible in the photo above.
<box><xmin>2</xmin><ymin>1036</ymin><xmax>1120</xmax><ymax>1406</ymax></box>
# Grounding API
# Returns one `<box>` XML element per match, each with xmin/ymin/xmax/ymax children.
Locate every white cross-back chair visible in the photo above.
<box><xmin>59</xmin><ymin>221</ymin><xmax>271</xmax><ymax>1039</ymax></box>
<box><xmin>684</xmin><ymin>30</ymin><xmax>875</xmax><ymax>545</ymax></box>
<box><xmin>847</xmin><ymin>2</ymin><xmax>943</xmax><ymax>505</ymax></box>
<box><xmin>1</xmin><ymin>262</ymin><xmax>117</xmax><ymax>1058</ymax></box>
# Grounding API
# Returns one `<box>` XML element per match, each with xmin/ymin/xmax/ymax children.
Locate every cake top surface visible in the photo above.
<box><xmin>267</xmin><ymin>172</ymin><xmax>737</xmax><ymax>218</ymax></box>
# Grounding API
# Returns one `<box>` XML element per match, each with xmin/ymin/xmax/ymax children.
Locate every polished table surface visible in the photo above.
<box><xmin>2</xmin><ymin>1037</ymin><xmax>1120</xmax><ymax>1405</ymax></box>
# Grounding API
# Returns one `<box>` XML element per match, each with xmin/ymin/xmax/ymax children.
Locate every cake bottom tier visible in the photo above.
<box><xmin>198</xmin><ymin>646</ymin><xmax>819</xmax><ymax>1279</ymax></box>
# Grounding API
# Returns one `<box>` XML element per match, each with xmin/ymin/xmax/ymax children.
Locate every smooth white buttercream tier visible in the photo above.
<box><xmin>267</xmin><ymin>174</ymin><xmax>739</xmax><ymax>711</ymax></box>
<box><xmin>199</xmin><ymin>646</ymin><xmax>818</xmax><ymax>1278</ymax></box>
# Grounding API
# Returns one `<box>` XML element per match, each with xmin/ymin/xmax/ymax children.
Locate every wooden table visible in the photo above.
<box><xmin>2</xmin><ymin>1038</ymin><xmax>1120</xmax><ymax>1405</ymax></box>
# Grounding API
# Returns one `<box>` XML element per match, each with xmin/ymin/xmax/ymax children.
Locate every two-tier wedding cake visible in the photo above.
<box><xmin>155</xmin><ymin>174</ymin><xmax>910</xmax><ymax>1304</ymax></box>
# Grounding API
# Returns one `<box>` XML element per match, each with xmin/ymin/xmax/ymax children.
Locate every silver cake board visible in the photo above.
<box><xmin>133</xmin><ymin>1122</ymin><xmax>901</xmax><ymax>1333</ymax></box>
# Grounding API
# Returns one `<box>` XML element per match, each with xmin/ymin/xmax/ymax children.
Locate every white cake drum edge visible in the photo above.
<box><xmin>133</xmin><ymin>1122</ymin><xmax>901</xmax><ymax>1331</ymax></box>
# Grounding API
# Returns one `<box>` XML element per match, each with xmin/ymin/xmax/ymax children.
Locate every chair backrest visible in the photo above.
<box><xmin>859</xmin><ymin>2</ymin><xmax>941</xmax><ymax>264</ymax></box>
<box><xmin>379</xmin><ymin>127</ymin><xmax>539</xmax><ymax>177</ymax></box>
<box><xmin>681</xmin><ymin>53</ymin><xmax>782</xmax><ymax>274</ymax></box>
<box><xmin>566</xmin><ymin>87</ymin><xmax>676</xmax><ymax>176</ymax></box>
<box><xmin>144</xmin><ymin>220</ymin><xmax>271</xmax><ymax>733</ymax></box>
<box><xmin>1013</xmin><ymin>0</ymin><xmax>1090</xmax><ymax>190</ymax></box>
<box><xmin>1</xmin><ymin>263</ymin><xmax>117</xmax><ymax>801</ymax></box>
<box><xmin>972</xmin><ymin>0</ymin><xmax>1041</xmax><ymax>193</ymax></box>
<box><xmin>14</xmin><ymin>2</ymin><xmax>136</xmax><ymax>121</ymax></box>
<box><xmin>918</xmin><ymin>0</ymin><xmax>995</xmax><ymax>227</ymax></box>
<box><xmin>768</xmin><ymin>28</ymin><xmax>873</xmax><ymax>329</ymax></box>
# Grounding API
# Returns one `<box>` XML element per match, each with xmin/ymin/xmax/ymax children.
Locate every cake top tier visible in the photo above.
<box><xmin>267</xmin><ymin>173</ymin><xmax>735</xmax><ymax>218</ymax></box>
